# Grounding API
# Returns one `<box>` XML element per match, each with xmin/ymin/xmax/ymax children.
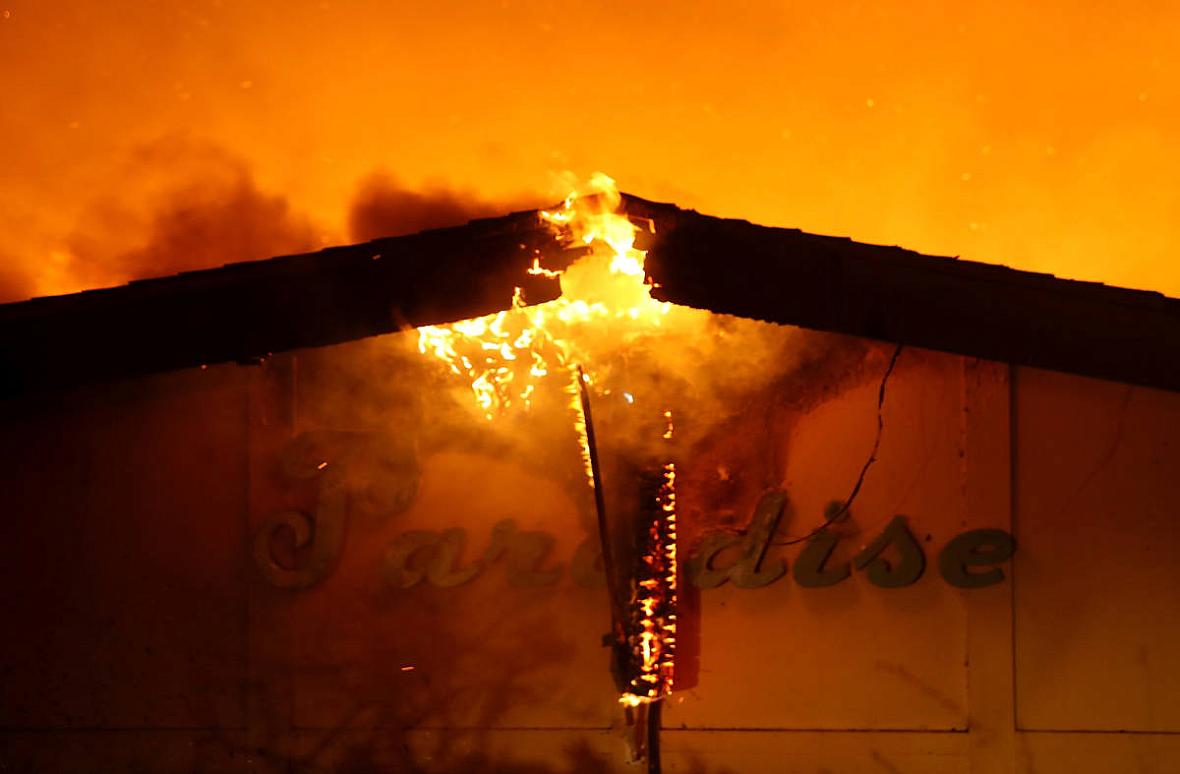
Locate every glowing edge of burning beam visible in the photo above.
<box><xmin>620</xmin><ymin>426</ymin><xmax>678</xmax><ymax>708</ymax></box>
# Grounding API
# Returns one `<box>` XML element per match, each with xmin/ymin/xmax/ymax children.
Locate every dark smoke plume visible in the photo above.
<box><xmin>63</xmin><ymin>138</ymin><xmax>319</xmax><ymax>291</ymax></box>
<box><xmin>348</xmin><ymin>172</ymin><xmax>538</xmax><ymax>242</ymax></box>
<box><xmin>0</xmin><ymin>144</ymin><xmax>539</xmax><ymax>305</ymax></box>
<box><xmin>0</xmin><ymin>137</ymin><xmax>319</xmax><ymax>304</ymax></box>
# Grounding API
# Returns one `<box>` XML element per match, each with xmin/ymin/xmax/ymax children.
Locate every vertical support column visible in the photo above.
<box><xmin>962</xmin><ymin>358</ymin><xmax>1016</xmax><ymax>773</ymax></box>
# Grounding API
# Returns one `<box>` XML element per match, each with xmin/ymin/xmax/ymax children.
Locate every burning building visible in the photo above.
<box><xmin>0</xmin><ymin>182</ymin><xmax>1178</xmax><ymax>773</ymax></box>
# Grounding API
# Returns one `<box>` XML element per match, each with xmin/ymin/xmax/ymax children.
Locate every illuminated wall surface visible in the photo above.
<box><xmin>1</xmin><ymin>326</ymin><xmax>1178</xmax><ymax>773</ymax></box>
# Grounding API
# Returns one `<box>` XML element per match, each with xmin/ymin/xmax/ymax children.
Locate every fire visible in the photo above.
<box><xmin>568</xmin><ymin>366</ymin><xmax>596</xmax><ymax>488</ymax></box>
<box><xmin>416</xmin><ymin>172</ymin><xmax>669</xmax><ymax>425</ymax></box>
<box><xmin>620</xmin><ymin>456</ymin><xmax>678</xmax><ymax>707</ymax></box>
<box><xmin>416</xmin><ymin>174</ymin><xmax>681</xmax><ymax>707</ymax></box>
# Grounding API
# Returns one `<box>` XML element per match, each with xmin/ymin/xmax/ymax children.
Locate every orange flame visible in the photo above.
<box><xmin>416</xmin><ymin>173</ymin><xmax>670</xmax><ymax>457</ymax></box>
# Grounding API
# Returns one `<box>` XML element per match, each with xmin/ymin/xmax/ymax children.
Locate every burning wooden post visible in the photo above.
<box><xmin>624</xmin><ymin>460</ymin><xmax>678</xmax><ymax>773</ymax></box>
<box><xmin>620</xmin><ymin>459</ymin><xmax>677</xmax><ymax>706</ymax></box>
<box><xmin>578</xmin><ymin>371</ymin><xmax>678</xmax><ymax>771</ymax></box>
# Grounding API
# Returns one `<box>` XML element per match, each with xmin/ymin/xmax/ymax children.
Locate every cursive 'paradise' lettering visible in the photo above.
<box><xmin>377</xmin><ymin>494</ymin><xmax>1014</xmax><ymax>591</ymax></box>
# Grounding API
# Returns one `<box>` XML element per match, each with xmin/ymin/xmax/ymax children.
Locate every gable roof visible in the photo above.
<box><xmin>627</xmin><ymin>198</ymin><xmax>1180</xmax><ymax>394</ymax></box>
<box><xmin>1</xmin><ymin>194</ymin><xmax>1176</xmax><ymax>397</ymax></box>
<box><xmin>626</xmin><ymin>196</ymin><xmax>1179</xmax><ymax>393</ymax></box>
<box><xmin>0</xmin><ymin>209</ymin><xmax>561</xmax><ymax>397</ymax></box>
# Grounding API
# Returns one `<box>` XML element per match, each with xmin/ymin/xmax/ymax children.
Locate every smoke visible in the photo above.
<box><xmin>0</xmin><ymin>137</ymin><xmax>322</xmax><ymax>304</ymax></box>
<box><xmin>347</xmin><ymin>172</ymin><xmax>539</xmax><ymax>242</ymax></box>
<box><xmin>573</xmin><ymin>304</ymin><xmax>828</xmax><ymax>452</ymax></box>
<box><xmin>59</xmin><ymin>138</ymin><xmax>320</xmax><ymax>296</ymax></box>
<box><xmin>0</xmin><ymin>139</ymin><xmax>549</xmax><ymax>305</ymax></box>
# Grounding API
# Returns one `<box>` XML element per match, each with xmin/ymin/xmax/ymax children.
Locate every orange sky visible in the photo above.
<box><xmin>1</xmin><ymin>0</ymin><xmax>1178</xmax><ymax>301</ymax></box>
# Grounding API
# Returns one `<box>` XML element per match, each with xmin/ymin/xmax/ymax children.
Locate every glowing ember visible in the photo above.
<box><xmin>569</xmin><ymin>366</ymin><xmax>595</xmax><ymax>488</ymax></box>
<box><xmin>620</xmin><ymin>455</ymin><xmax>678</xmax><ymax>707</ymax></box>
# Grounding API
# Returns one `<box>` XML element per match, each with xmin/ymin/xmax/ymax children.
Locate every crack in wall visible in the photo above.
<box><xmin>775</xmin><ymin>343</ymin><xmax>905</xmax><ymax>546</ymax></box>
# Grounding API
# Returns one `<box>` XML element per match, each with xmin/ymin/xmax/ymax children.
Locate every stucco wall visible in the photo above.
<box><xmin>0</xmin><ymin>330</ymin><xmax>1177</xmax><ymax>773</ymax></box>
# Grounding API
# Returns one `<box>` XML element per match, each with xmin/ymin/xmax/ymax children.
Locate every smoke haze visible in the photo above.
<box><xmin>0</xmin><ymin>140</ymin><xmax>530</xmax><ymax>303</ymax></box>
